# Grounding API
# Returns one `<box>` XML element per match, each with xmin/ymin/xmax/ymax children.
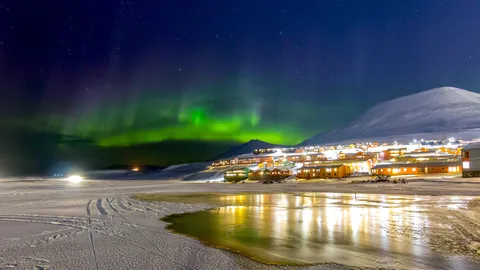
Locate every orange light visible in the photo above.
<box><xmin>132</xmin><ymin>167</ymin><xmax>140</xmax><ymax>172</ymax></box>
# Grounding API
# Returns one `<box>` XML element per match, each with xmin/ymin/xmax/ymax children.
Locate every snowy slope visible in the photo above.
<box><xmin>215</xmin><ymin>139</ymin><xmax>282</xmax><ymax>159</ymax></box>
<box><xmin>303</xmin><ymin>87</ymin><xmax>480</xmax><ymax>145</ymax></box>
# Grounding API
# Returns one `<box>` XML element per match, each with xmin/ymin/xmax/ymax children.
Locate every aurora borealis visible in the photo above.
<box><xmin>37</xmin><ymin>78</ymin><xmax>316</xmax><ymax>146</ymax></box>
<box><xmin>1</xmin><ymin>0</ymin><xmax>480</xmax><ymax>151</ymax></box>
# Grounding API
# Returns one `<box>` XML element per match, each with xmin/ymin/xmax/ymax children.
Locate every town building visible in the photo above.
<box><xmin>237</xmin><ymin>156</ymin><xmax>268</xmax><ymax>165</ymax></box>
<box><xmin>253</xmin><ymin>148</ymin><xmax>277</xmax><ymax>155</ymax></box>
<box><xmin>258</xmin><ymin>159</ymin><xmax>295</xmax><ymax>169</ymax></box>
<box><xmin>248</xmin><ymin>168</ymin><xmax>292</xmax><ymax>181</ymax></box>
<box><xmin>211</xmin><ymin>155</ymin><xmax>270</xmax><ymax>167</ymax></box>
<box><xmin>382</xmin><ymin>148</ymin><xmax>408</xmax><ymax>160</ymax></box>
<box><xmin>462</xmin><ymin>142</ymin><xmax>480</xmax><ymax>178</ymax></box>
<box><xmin>371</xmin><ymin>161</ymin><xmax>462</xmax><ymax>176</ymax></box>
<box><xmin>224</xmin><ymin>168</ymin><xmax>250</xmax><ymax>182</ymax></box>
<box><xmin>211</xmin><ymin>159</ymin><xmax>233</xmax><ymax>167</ymax></box>
<box><xmin>303</xmin><ymin>158</ymin><xmax>375</xmax><ymax>174</ymax></box>
<box><xmin>297</xmin><ymin>164</ymin><xmax>347</xmax><ymax>179</ymax></box>
<box><xmin>394</xmin><ymin>150</ymin><xmax>458</xmax><ymax>163</ymax></box>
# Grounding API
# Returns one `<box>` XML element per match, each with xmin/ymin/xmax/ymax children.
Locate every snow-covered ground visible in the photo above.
<box><xmin>0</xmin><ymin>178</ymin><xmax>479</xmax><ymax>269</ymax></box>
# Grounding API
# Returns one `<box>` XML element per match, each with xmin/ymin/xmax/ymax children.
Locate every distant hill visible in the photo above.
<box><xmin>103</xmin><ymin>140</ymin><xmax>238</xmax><ymax>165</ymax></box>
<box><xmin>302</xmin><ymin>86</ymin><xmax>480</xmax><ymax>146</ymax></box>
<box><xmin>215</xmin><ymin>139</ymin><xmax>282</xmax><ymax>159</ymax></box>
<box><xmin>0</xmin><ymin>125</ymin><xmax>99</xmax><ymax>175</ymax></box>
<box><xmin>0</xmin><ymin>123</ymin><xmax>238</xmax><ymax>176</ymax></box>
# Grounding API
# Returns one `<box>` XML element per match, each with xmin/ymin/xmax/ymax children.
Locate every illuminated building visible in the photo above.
<box><xmin>248</xmin><ymin>168</ymin><xmax>292</xmax><ymax>181</ymax></box>
<box><xmin>211</xmin><ymin>156</ymin><xmax>269</xmax><ymax>167</ymax></box>
<box><xmin>382</xmin><ymin>148</ymin><xmax>407</xmax><ymax>160</ymax></box>
<box><xmin>253</xmin><ymin>148</ymin><xmax>277</xmax><ymax>155</ymax></box>
<box><xmin>258</xmin><ymin>159</ymin><xmax>295</xmax><ymax>169</ymax></box>
<box><xmin>297</xmin><ymin>165</ymin><xmax>347</xmax><ymax>179</ymax></box>
<box><xmin>211</xmin><ymin>159</ymin><xmax>234</xmax><ymax>167</ymax></box>
<box><xmin>303</xmin><ymin>158</ymin><xmax>375</xmax><ymax>174</ymax></box>
<box><xmin>462</xmin><ymin>142</ymin><xmax>480</xmax><ymax>178</ymax></box>
<box><xmin>371</xmin><ymin>161</ymin><xmax>462</xmax><ymax>176</ymax></box>
<box><xmin>285</xmin><ymin>154</ymin><xmax>305</xmax><ymax>162</ymax></box>
<box><xmin>395</xmin><ymin>150</ymin><xmax>458</xmax><ymax>163</ymax></box>
<box><xmin>224</xmin><ymin>168</ymin><xmax>250</xmax><ymax>182</ymax></box>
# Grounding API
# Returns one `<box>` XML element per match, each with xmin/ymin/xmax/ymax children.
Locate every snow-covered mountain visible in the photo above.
<box><xmin>215</xmin><ymin>139</ymin><xmax>281</xmax><ymax>159</ymax></box>
<box><xmin>302</xmin><ymin>87</ymin><xmax>480</xmax><ymax>145</ymax></box>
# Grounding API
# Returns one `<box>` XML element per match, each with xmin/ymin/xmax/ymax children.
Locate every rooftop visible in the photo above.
<box><xmin>373</xmin><ymin>161</ymin><xmax>461</xmax><ymax>169</ymax></box>
<box><xmin>463</xmin><ymin>142</ymin><xmax>480</xmax><ymax>150</ymax></box>
<box><xmin>300</xmin><ymin>164</ymin><xmax>344</xmax><ymax>169</ymax></box>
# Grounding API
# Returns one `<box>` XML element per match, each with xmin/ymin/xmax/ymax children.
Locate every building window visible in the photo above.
<box><xmin>326</xmin><ymin>168</ymin><xmax>332</xmax><ymax>172</ymax></box>
<box><xmin>412</xmin><ymin>168</ymin><xmax>417</xmax><ymax>172</ymax></box>
<box><xmin>463</xmin><ymin>161</ymin><xmax>470</xmax><ymax>169</ymax></box>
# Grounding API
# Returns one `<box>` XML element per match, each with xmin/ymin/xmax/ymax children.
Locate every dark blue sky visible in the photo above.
<box><xmin>1</xmin><ymin>0</ymin><xmax>479</xmax><ymax>145</ymax></box>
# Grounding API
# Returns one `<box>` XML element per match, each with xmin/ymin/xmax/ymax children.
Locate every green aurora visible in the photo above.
<box><xmin>34</xmin><ymin>89</ymin><xmax>321</xmax><ymax>147</ymax></box>
<box><xmin>25</xmin><ymin>76</ymin><xmax>359</xmax><ymax>147</ymax></box>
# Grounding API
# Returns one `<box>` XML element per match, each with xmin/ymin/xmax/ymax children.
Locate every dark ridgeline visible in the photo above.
<box><xmin>0</xmin><ymin>124</ymin><xmax>239</xmax><ymax>176</ymax></box>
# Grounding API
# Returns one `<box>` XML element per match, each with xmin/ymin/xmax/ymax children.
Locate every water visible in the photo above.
<box><xmin>162</xmin><ymin>193</ymin><xmax>480</xmax><ymax>269</ymax></box>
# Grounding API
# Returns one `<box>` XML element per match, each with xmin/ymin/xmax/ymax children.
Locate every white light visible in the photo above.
<box><xmin>462</xmin><ymin>161</ymin><xmax>470</xmax><ymax>169</ymax></box>
<box><xmin>67</xmin><ymin>175</ymin><xmax>83</xmax><ymax>183</ymax></box>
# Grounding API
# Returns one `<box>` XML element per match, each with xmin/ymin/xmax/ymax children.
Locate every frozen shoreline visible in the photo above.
<box><xmin>0</xmin><ymin>178</ymin><xmax>479</xmax><ymax>269</ymax></box>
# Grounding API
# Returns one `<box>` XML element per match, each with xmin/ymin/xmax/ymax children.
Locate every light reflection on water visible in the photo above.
<box><xmin>163</xmin><ymin>193</ymin><xmax>479</xmax><ymax>269</ymax></box>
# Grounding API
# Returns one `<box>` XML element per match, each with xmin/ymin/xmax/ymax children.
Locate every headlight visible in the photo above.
<box><xmin>67</xmin><ymin>175</ymin><xmax>83</xmax><ymax>183</ymax></box>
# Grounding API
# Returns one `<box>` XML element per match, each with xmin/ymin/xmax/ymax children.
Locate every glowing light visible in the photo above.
<box><xmin>132</xmin><ymin>167</ymin><xmax>140</xmax><ymax>172</ymax></box>
<box><xmin>463</xmin><ymin>161</ymin><xmax>470</xmax><ymax>169</ymax></box>
<box><xmin>67</xmin><ymin>175</ymin><xmax>83</xmax><ymax>183</ymax></box>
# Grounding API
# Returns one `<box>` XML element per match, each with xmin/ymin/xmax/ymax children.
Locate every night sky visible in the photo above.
<box><xmin>1</xmin><ymin>0</ymin><xmax>480</xmax><ymax>147</ymax></box>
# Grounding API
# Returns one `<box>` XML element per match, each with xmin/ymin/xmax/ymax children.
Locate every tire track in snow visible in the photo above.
<box><xmin>0</xmin><ymin>215</ymin><xmax>90</xmax><ymax>230</ymax></box>
<box><xmin>96</xmin><ymin>198</ymin><xmax>111</xmax><ymax>220</ymax></box>
<box><xmin>106</xmin><ymin>198</ymin><xmax>194</xmax><ymax>270</ymax></box>
<box><xmin>116</xmin><ymin>198</ymin><xmax>131</xmax><ymax>211</ymax></box>
<box><xmin>110</xmin><ymin>197</ymin><xmax>236</xmax><ymax>268</ymax></box>
<box><xmin>0</xmin><ymin>214</ymin><xmax>92</xmax><ymax>248</ymax></box>
<box><xmin>86</xmin><ymin>199</ymin><xmax>100</xmax><ymax>270</ymax></box>
<box><xmin>107</xmin><ymin>198</ymin><xmax>120</xmax><ymax>213</ymax></box>
<box><xmin>124</xmin><ymin>198</ymin><xmax>167</xmax><ymax>216</ymax></box>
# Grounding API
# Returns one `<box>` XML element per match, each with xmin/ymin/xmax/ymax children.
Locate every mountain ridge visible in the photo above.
<box><xmin>214</xmin><ymin>139</ymin><xmax>282</xmax><ymax>159</ymax></box>
<box><xmin>302</xmin><ymin>86</ymin><xmax>480</xmax><ymax>145</ymax></box>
